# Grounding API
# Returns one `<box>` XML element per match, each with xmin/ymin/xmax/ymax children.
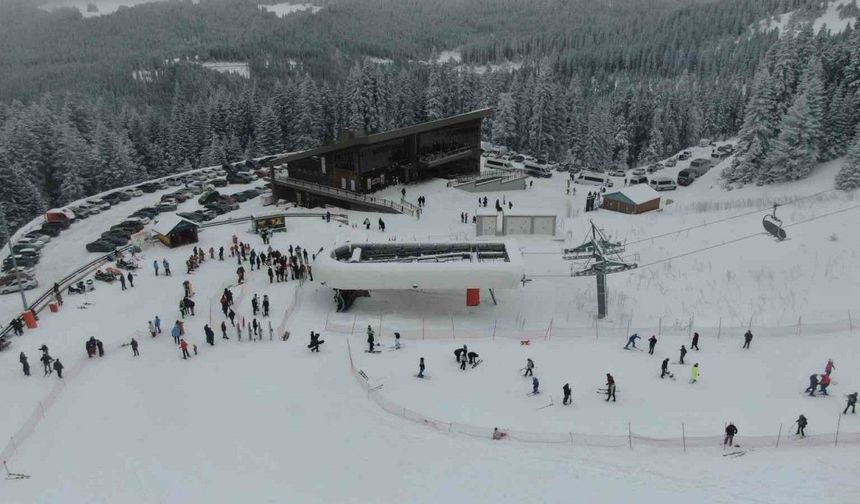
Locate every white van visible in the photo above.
<box><xmin>522</xmin><ymin>159</ymin><xmax>552</xmax><ymax>178</ymax></box>
<box><xmin>485</xmin><ymin>156</ymin><xmax>515</xmax><ymax>171</ymax></box>
<box><xmin>649</xmin><ymin>176</ymin><xmax>677</xmax><ymax>191</ymax></box>
<box><xmin>574</xmin><ymin>171</ymin><xmax>613</xmax><ymax>187</ymax></box>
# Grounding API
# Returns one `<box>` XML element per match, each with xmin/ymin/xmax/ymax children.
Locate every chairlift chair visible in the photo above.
<box><xmin>762</xmin><ymin>204</ymin><xmax>787</xmax><ymax>241</ymax></box>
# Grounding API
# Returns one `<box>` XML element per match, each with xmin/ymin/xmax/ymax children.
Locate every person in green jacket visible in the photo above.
<box><xmin>690</xmin><ymin>363</ymin><xmax>700</xmax><ymax>383</ymax></box>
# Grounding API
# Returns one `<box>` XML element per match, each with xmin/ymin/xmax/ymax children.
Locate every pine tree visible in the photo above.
<box><xmin>797</xmin><ymin>57</ymin><xmax>826</xmax><ymax>160</ymax></box>
<box><xmin>763</xmin><ymin>91</ymin><xmax>819</xmax><ymax>183</ymax></box>
<box><xmin>491</xmin><ymin>92</ymin><xmax>517</xmax><ymax>149</ymax></box>
<box><xmin>295</xmin><ymin>74</ymin><xmax>322</xmax><ymax>150</ymax></box>
<box><xmin>256</xmin><ymin>103</ymin><xmax>282</xmax><ymax>156</ymax></box>
<box><xmin>53</xmin><ymin>122</ymin><xmax>95</xmax><ymax>205</ymax></box>
<box><xmin>425</xmin><ymin>66</ymin><xmax>446</xmax><ymax>121</ymax></box>
<box><xmin>0</xmin><ymin>159</ymin><xmax>46</xmax><ymax>232</ymax></box>
<box><xmin>59</xmin><ymin>164</ymin><xmax>86</xmax><ymax>203</ymax></box>
<box><xmin>835</xmin><ymin>126</ymin><xmax>860</xmax><ymax>190</ymax></box>
<box><xmin>642</xmin><ymin>108</ymin><xmax>665</xmax><ymax>164</ymax></box>
<box><xmin>728</xmin><ymin>64</ymin><xmax>780</xmax><ymax>184</ymax></box>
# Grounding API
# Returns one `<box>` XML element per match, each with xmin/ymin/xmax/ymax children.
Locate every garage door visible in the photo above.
<box><xmin>532</xmin><ymin>217</ymin><xmax>556</xmax><ymax>235</ymax></box>
<box><xmin>505</xmin><ymin>216</ymin><xmax>532</xmax><ymax>235</ymax></box>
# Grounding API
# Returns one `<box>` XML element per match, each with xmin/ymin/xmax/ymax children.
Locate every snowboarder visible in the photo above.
<box><xmin>130</xmin><ymin>338</ymin><xmax>139</xmax><ymax>356</ymax></box>
<box><xmin>795</xmin><ymin>414</ymin><xmax>807</xmax><ymax>437</ymax></box>
<box><xmin>418</xmin><ymin>357</ymin><xmax>425</xmax><ymax>378</ymax></box>
<box><xmin>818</xmin><ymin>373</ymin><xmax>831</xmax><ymax>395</ymax></box>
<box><xmin>605</xmin><ymin>373</ymin><xmax>616</xmax><ymax>402</ymax></box>
<box><xmin>563</xmin><ymin>383</ymin><xmax>572</xmax><ymax>405</ymax></box>
<box><xmin>742</xmin><ymin>330</ymin><xmax>753</xmax><ymax>349</ymax></box>
<box><xmin>153</xmin><ymin>260</ymin><xmax>159</xmax><ymax>276</ymax></box>
<box><xmin>524</xmin><ymin>358</ymin><xmax>534</xmax><ymax>377</ymax></box>
<box><xmin>690</xmin><ymin>363</ymin><xmax>700</xmax><ymax>383</ymax></box>
<box><xmin>624</xmin><ymin>333</ymin><xmax>640</xmax><ymax>349</ymax></box>
<box><xmin>691</xmin><ymin>332</ymin><xmax>700</xmax><ymax>351</ymax></box>
<box><xmin>661</xmin><ymin>358</ymin><xmax>670</xmax><ymax>379</ymax></box>
<box><xmin>262</xmin><ymin>295</ymin><xmax>270</xmax><ymax>317</ymax></box>
<box><xmin>40</xmin><ymin>352</ymin><xmax>53</xmax><ymax>375</ymax></box>
<box><xmin>127</xmin><ymin>272</ymin><xmax>134</xmax><ymax>287</ymax></box>
<box><xmin>19</xmin><ymin>352</ymin><xmax>30</xmax><ymax>376</ymax></box>
<box><xmin>844</xmin><ymin>393</ymin><xmax>857</xmax><ymax>414</ymax></box>
<box><xmin>180</xmin><ymin>339</ymin><xmax>190</xmax><ymax>359</ymax></box>
<box><xmin>825</xmin><ymin>359</ymin><xmax>835</xmax><ymax>376</ymax></box>
<box><xmin>805</xmin><ymin>374</ymin><xmax>819</xmax><ymax>396</ymax></box>
<box><xmin>52</xmin><ymin>358</ymin><xmax>64</xmax><ymax>378</ymax></box>
<box><xmin>367</xmin><ymin>326</ymin><xmax>375</xmax><ymax>352</ymax></box>
<box><xmin>148</xmin><ymin>320</ymin><xmax>157</xmax><ymax>338</ymax></box>
<box><xmin>679</xmin><ymin>345</ymin><xmax>687</xmax><ymax>364</ymax></box>
<box><xmin>648</xmin><ymin>335</ymin><xmax>657</xmax><ymax>355</ymax></box>
<box><xmin>724</xmin><ymin>423</ymin><xmax>738</xmax><ymax>446</ymax></box>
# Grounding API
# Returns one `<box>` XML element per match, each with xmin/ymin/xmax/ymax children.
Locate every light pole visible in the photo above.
<box><xmin>0</xmin><ymin>204</ymin><xmax>30</xmax><ymax>312</ymax></box>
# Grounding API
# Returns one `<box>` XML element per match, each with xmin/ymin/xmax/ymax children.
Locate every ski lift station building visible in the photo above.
<box><xmin>600</xmin><ymin>185</ymin><xmax>661</xmax><ymax>214</ymax></box>
<box><xmin>475</xmin><ymin>209</ymin><xmax>557</xmax><ymax>236</ymax></box>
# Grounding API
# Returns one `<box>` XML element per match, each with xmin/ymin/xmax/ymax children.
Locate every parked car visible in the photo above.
<box><xmin>117</xmin><ymin>219</ymin><xmax>146</xmax><ymax>231</ymax></box>
<box><xmin>157</xmin><ymin>201</ymin><xmax>178</xmax><ymax>212</ymax></box>
<box><xmin>103</xmin><ymin>228</ymin><xmax>133</xmax><ymax>239</ymax></box>
<box><xmin>79</xmin><ymin>202</ymin><xmax>100</xmax><ymax>215</ymax></box>
<box><xmin>208</xmin><ymin>178</ymin><xmax>228</xmax><ymax>187</ymax></box>
<box><xmin>689</xmin><ymin>158</ymin><xmax>713</xmax><ymax>175</ymax></box>
<box><xmin>12</xmin><ymin>242</ymin><xmax>43</xmax><ymax>254</ymax></box>
<box><xmin>166</xmin><ymin>177</ymin><xmax>183</xmax><ymax>187</ymax></box>
<box><xmin>138</xmin><ymin>183</ymin><xmax>159</xmax><ymax>193</ymax></box>
<box><xmin>608</xmin><ymin>168</ymin><xmax>626</xmax><ymax>177</ymax></box>
<box><xmin>87</xmin><ymin>198</ymin><xmax>111</xmax><ymax>210</ymax></box>
<box><xmin>226</xmin><ymin>172</ymin><xmax>254</xmax><ymax>184</ymax></box>
<box><xmin>677</xmin><ymin>169</ymin><xmax>697</xmax><ymax>186</ymax></box>
<box><xmin>631</xmin><ymin>168</ymin><xmax>647</xmax><ymax>177</ymax></box>
<box><xmin>0</xmin><ymin>267</ymin><xmax>35</xmax><ymax>279</ymax></box>
<box><xmin>678</xmin><ymin>151</ymin><xmax>692</xmax><ymax>161</ymax></box>
<box><xmin>0</xmin><ymin>275</ymin><xmax>38</xmax><ymax>295</ymax></box>
<box><xmin>125</xmin><ymin>215</ymin><xmax>150</xmax><ymax>225</ymax></box>
<box><xmin>629</xmin><ymin>174</ymin><xmax>648</xmax><ymax>186</ymax></box>
<box><xmin>124</xmin><ymin>188</ymin><xmax>144</xmax><ymax>198</ymax></box>
<box><xmin>14</xmin><ymin>247</ymin><xmax>40</xmax><ymax>259</ymax></box>
<box><xmin>69</xmin><ymin>205</ymin><xmax>91</xmax><ymax>219</ymax></box>
<box><xmin>3</xmin><ymin>255</ymin><xmax>39</xmax><ymax>270</ymax></box>
<box><xmin>86</xmin><ymin>240</ymin><xmax>117</xmax><ymax>253</ymax></box>
<box><xmin>664</xmin><ymin>158</ymin><xmax>677</xmax><ymax>167</ymax></box>
<box><xmin>647</xmin><ymin>163</ymin><xmax>664</xmax><ymax>173</ymax></box>
<box><xmin>103</xmin><ymin>192</ymin><xmax>126</xmax><ymax>205</ymax></box>
<box><xmin>16</xmin><ymin>237</ymin><xmax>46</xmax><ymax>249</ymax></box>
<box><xmin>24</xmin><ymin>231</ymin><xmax>51</xmax><ymax>243</ymax></box>
<box><xmin>573</xmin><ymin>171</ymin><xmax>614</xmax><ymax>187</ymax></box>
<box><xmin>649</xmin><ymin>176</ymin><xmax>677</xmax><ymax>191</ymax></box>
<box><xmin>39</xmin><ymin>224</ymin><xmax>63</xmax><ymax>237</ymax></box>
<box><xmin>99</xmin><ymin>234</ymin><xmax>129</xmax><ymax>246</ymax></box>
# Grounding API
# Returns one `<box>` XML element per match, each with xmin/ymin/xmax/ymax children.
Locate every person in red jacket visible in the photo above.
<box><xmin>180</xmin><ymin>339</ymin><xmax>190</xmax><ymax>360</ymax></box>
<box><xmin>818</xmin><ymin>373</ymin><xmax>831</xmax><ymax>395</ymax></box>
<box><xmin>825</xmin><ymin>359</ymin><xmax>835</xmax><ymax>376</ymax></box>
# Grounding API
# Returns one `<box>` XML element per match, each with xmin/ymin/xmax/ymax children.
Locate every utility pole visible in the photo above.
<box><xmin>562</xmin><ymin>220</ymin><xmax>637</xmax><ymax>318</ymax></box>
<box><xmin>0</xmin><ymin>205</ymin><xmax>30</xmax><ymax>312</ymax></box>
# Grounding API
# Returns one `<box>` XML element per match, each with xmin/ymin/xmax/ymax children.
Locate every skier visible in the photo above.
<box><xmin>825</xmin><ymin>359</ymin><xmax>835</xmax><ymax>376</ymax></box>
<box><xmin>844</xmin><ymin>393</ymin><xmax>857</xmax><ymax>414</ymax></box>
<box><xmin>805</xmin><ymin>374</ymin><xmax>819</xmax><ymax>396</ymax></box>
<box><xmin>623</xmin><ymin>333</ymin><xmax>640</xmax><ymax>350</ymax></box>
<box><xmin>251</xmin><ymin>294</ymin><xmax>259</xmax><ymax>316</ymax></box>
<box><xmin>605</xmin><ymin>373</ymin><xmax>616</xmax><ymax>402</ymax></box>
<box><xmin>691</xmin><ymin>331</ymin><xmax>700</xmax><ymax>351</ymax></box>
<box><xmin>252</xmin><ymin>318</ymin><xmax>259</xmax><ymax>339</ymax></box>
<box><xmin>171</xmin><ymin>322</ymin><xmax>182</xmax><ymax>345</ymax></box>
<box><xmin>86</xmin><ymin>337</ymin><xmax>96</xmax><ymax>358</ymax></box>
<box><xmin>524</xmin><ymin>358</ymin><xmax>534</xmax><ymax>377</ymax></box>
<box><xmin>818</xmin><ymin>373</ymin><xmax>831</xmax><ymax>395</ymax></box>
<box><xmin>262</xmin><ymin>295</ymin><xmax>270</xmax><ymax>317</ymax></box>
<box><xmin>532</xmin><ymin>376</ymin><xmax>540</xmax><ymax>395</ymax></box>
<box><xmin>460</xmin><ymin>355</ymin><xmax>467</xmax><ymax>370</ymax></box>
<box><xmin>130</xmin><ymin>338</ymin><xmax>139</xmax><ymax>356</ymax></box>
<box><xmin>562</xmin><ymin>383</ymin><xmax>572</xmax><ymax>405</ymax></box>
<box><xmin>40</xmin><ymin>352</ymin><xmax>53</xmax><ymax>375</ymax></box>
<box><xmin>19</xmin><ymin>352</ymin><xmax>30</xmax><ymax>376</ymax></box>
<box><xmin>219</xmin><ymin>246</ymin><xmax>224</xmax><ymax>260</ymax></box>
<box><xmin>661</xmin><ymin>358</ymin><xmax>670</xmax><ymax>379</ymax></box>
<box><xmin>52</xmin><ymin>358</ymin><xmax>64</xmax><ymax>378</ymax></box>
<box><xmin>742</xmin><ymin>330</ymin><xmax>753</xmax><ymax>349</ymax></box>
<box><xmin>119</xmin><ymin>274</ymin><xmax>126</xmax><ymax>290</ymax></box>
<box><xmin>367</xmin><ymin>326</ymin><xmax>375</xmax><ymax>352</ymax></box>
<box><xmin>154</xmin><ymin>315</ymin><xmax>161</xmax><ymax>334</ymax></box>
<box><xmin>679</xmin><ymin>345</ymin><xmax>687</xmax><ymax>365</ymax></box>
<box><xmin>795</xmin><ymin>414</ymin><xmax>807</xmax><ymax>437</ymax></box>
<box><xmin>228</xmin><ymin>308</ymin><xmax>236</xmax><ymax>326</ymax></box>
<box><xmin>204</xmin><ymin>324</ymin><xmax>215</xmax><ymax>346</ymax></box>
<box><xmin>153</xmin><ymin>260</ymin><xmax>159</xmax><ymax>276</ymax></box>
<box><xmin>163</xmin><ymin>259</ymin><xmax>171</xmax><ymax>276</ymax></box>
<box><xmin>148</xmin><ymin>320</ymin><xmax>157</xmax><ymax>338</ymax></box>
<box><xmin>454</xmin><ymin>346</ymin><xmax>466</xmax><ymax>362</ymax></box>
<box><xmin>221</xmin><ymin>321</ymin><xmax>228</xmax><ymax>339</ymax></box>
<box><xmin>127</xmin><ymin>272</ymin><xmax>134</xmax><ymax>287</ymax></box>
<box><xmin>467</xmin><ymin>351</ymin><xmax>479</xmax><ymax>365</ymax></box>
<box><xmin>724</xmin><ymin>423</ymin><xmax>738</xmax><ymax>447</ymax></box>
<box><xmin>418</xmin><ymin>357</ymin><xmax>425</xmax><ymax>378</ymax></box>
<box><xmin>96</xmin><ymin>339</ymin><xmax>104</xmax><ymax>357</ymax></box>
<box><xmin>648</xmin><ymin>335</ymin><xmax>657</xmax><ymax>355</ymax></box>
<box><xmin>394</xmin><ymin>332</ymin><xmax>401</xmax><ymax>350</ymax></box>
<box><xmin>180</xmin><ymin>339</ymin><xmax>190</xmax><ymax>359</ymax></box>
<box><xmin>690</xmin><ymin>363</ymin><xmax>700</xmax><ymax>383</ymax></box>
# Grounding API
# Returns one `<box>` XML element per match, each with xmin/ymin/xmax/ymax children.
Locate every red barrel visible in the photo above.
<box><xmin>22</xmin><ymin>310</ymin><xmax>38</xmax><ymax>329</ymax></box>
<box><xmin>466</xmin><ymin>288</ymin><xmax>480</xmax><ymax>307</ymax></box>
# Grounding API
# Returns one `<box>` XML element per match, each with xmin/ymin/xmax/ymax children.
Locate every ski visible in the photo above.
<box><xmin>364</xmin><ymin>350</ymin><xmax>382</xmax><ymax>354</ymax></box>
<box><xmin>369</xmin><ymin>384</ymin><xmax>384</xmax><ymax>392</ymax></box>
<box><xmin>471</xmin><ymin>359</ymin><xmax>483</xmax><ymax>369</ymax></box>
<box><xmin>526</xmin><ymin>391</ymin><xmax>541</xmax><ymax>396</ymax></box>
<box><xmin>413</xmin><ymin>374</ymin><xmax>430</xmax><ymax>379</ymax></box>
<box><xmin>536</xmin><ymin>396</ymin><xmax>554</xmax><ymax>410</ymax></box>
<box><xmin>722</xmin><ymin>450</ymin><xmax>746</xmax><ymax>457</ymax></box>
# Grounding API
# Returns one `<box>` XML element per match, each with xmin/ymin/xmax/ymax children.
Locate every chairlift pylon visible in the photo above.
<box><xmin>762</xmin><ymin>204</ymin><xmax>787</xmax><ymax>241</ymax></box>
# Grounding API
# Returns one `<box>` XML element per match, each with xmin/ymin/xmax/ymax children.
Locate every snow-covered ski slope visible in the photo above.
<box><xmin>2</xmin><ymin>147</ymin><xmax>860</xmax><ymax>502</ymax></box>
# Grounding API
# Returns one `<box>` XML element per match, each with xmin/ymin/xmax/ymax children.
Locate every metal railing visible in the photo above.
<box><xmin>448</xmin><ymin>168</ymin><xmax>527</xmax><ymax>187</ymax></box>
<box><xmin>199</xmin><ymin>212</ymin><xmax>349</xmax><ymax>229</ymax></box>
<box><xmin>273</xmin><ymin>174</ymin><xmax>419</xmax><ymax>217</ymax></box>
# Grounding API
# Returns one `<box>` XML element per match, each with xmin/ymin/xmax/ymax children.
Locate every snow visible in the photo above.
<box><xmin>606</xmin><ymin>184</ymin><xmax>660</xmax><ymax>205</ymax></box>
<box><xmin>755</xmin><ymin>0</ymin><xmax>857</xmax><ymax>37</ymax></box>
<box><xmin>258</xmin><ymin>2</ymin><xmax>322</xmax><ymax>17</ymax></box>
<box><xmin>198</xmin><ymin>62</ymin><xmax>250</xmax><ymax>79</ymax></box>
<box><xmin>3</xmin><ymin>142</ymin><xmax>860</xmax><ymax>501</ymax></box>
<box><xmin>38</xmin><ymin>0</ymin><xmax>168</xmax><ymax>18</ymax></box>
<box><xmin>435</xmin><ymin>50</ymin><xmax>462</xmax><ymax>64</ymax></box>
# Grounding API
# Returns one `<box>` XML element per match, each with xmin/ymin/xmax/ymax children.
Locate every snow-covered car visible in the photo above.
<box><xmin>664</xmin><ymin>158</ymin><xmax>677</xmax><ymax>167</ymax></box>
<box><xmin>646</xmin><ymin>163</ymin><xmax>663</xmax><ymax>173</ymax></box>
<box><xmin>69</xmin><ymin>205</ymin><xmax>91</xmax><ymax>219</ymax></box>
<box><xmin>157</xmin><ymin>201</ymin><xmax>178</xmax><ymax>212</ymax></box>
<box><xmin>85</xmin><ymin>240</ymin><xmax>116</xmax><ymax>253</ymax></box>
<box><xmin>16</xmin><ymin>237</ymin><xmax>46</xmax><ymax>249</ymax></box>
<box><xmin>87</xmin><ymin>198</ymin><xmax>111</xmax><ymax>210</ymax></box>
<box><xmin>124</xmin><ymin>188</ymin><xmax>143</xmax><ymax>198</ymax></box>
<box><xmin>649</xmin><ymin>176</ymin><xmax>677</xmax><ymax>191</ymax></box>
<box><xmin>631</xmin><ymin>168</ymin><xmax>647</xmax><ymax>177</ymax></box>
<box><xmin>608</xmin><ymin>168</ymin><xmax>626</xmax><ymax>177</ymax></box>
<box><xmin>79</xmin><ymin>202</ymin><xmax>101</xmax><ymax>215</ymax></box>
<box><xmin>165</xmin><ymin>177</ymin><xmax>182</xmax><ymax>186</ymax></box>
<box><xmin>24</xmin><ymin>231</ymin><xmax>51</xmax><ymax>243</ymax></box>
<box><xmin>0</xmin><ymin>275</ymin><xmax>38</xmax><ymax>295</ymax></box>
<box><xmin>678</xmin><ymin>151</ymin><xmax>692</xmax><ymax>161</ymax></box>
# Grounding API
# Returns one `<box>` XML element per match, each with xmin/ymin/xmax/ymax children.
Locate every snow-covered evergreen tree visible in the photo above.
<box><xmin>727</xmin><ymin>64</ymin><xmax>780</xmax><ymax>184</ymax></box>
<box><xmin>763</xmin><ymin>91</ymin><xmax>819</xmax><ymax>183</ymax></box>
<box><xmin>425</xmin><ymin>67</ymin><xmax>446</xmax><ymax>121</ymax></box>
<box><xmin>835</xmin><ymin>126</ymin><xmax>860</xmax><ymax>190</ymax></box>
<box><xmin>0</xmin><ymin>158</ymin><xmax>46</xmax><ymax>231</ymax></box>
<box><xmin>491</xmin><ymin>92</ymin><xmax>517</xmax><ymax>150</ymax></box>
